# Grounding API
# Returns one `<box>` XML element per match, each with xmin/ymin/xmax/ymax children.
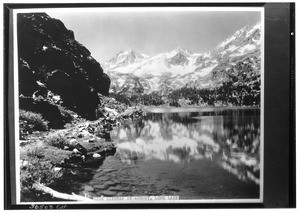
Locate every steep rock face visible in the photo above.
<box><xmin>17</xmin><ymin>13</ymin><xmax>110</xmax><ymax>120</ymax></box>
<box><xmin>165</xmin><ymin>52</ymin><xmax>189</xmax><ymax>66</ymax></box>
<box><xmin>18</xmin><ymin>59</ymin><xmax>39</xmax><ymax>96</ymax></box>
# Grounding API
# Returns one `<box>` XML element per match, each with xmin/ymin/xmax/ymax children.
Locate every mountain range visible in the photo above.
<box><xmin>103</xmin><ymin>21</ymin><xmax>261</xmax><ymax>96</ymax></box>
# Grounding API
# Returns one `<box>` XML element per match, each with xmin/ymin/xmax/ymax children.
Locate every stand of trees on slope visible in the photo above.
<box><xmin>110</xmin><ymin>61</ymin><xmax>261</xmax><ymax>107</ymax></box>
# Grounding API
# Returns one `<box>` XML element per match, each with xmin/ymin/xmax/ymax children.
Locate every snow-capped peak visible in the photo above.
<box><xmin>174</xmin><ymin>46</ymin><xmax>193</xmax><ymax>55</ymax></box>
<box><xmin>106</xmin><ymin>22</ymin><xmax>261</xmax><ymax>96</ymax></box>
<box><xmin>216</xmin><ymin>23</ymin><xmax>260</xmax><ymax>50</ymax></box>
<box><xmin>104</xmin><ymin>49</ymin><xmax>149</xmax><ymax>69</ymax></box>
<box><xmin>116</xmin><ymin>49</ymin><xmax>149</xmax><ymax>59</ymax></box>
<box><xmin>105</xmin><ymin>20</ymin><xmax>261</xmax><ymax>81</ymax></box>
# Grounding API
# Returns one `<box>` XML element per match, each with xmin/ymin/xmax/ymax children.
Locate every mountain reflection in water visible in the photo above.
<box><xmin>111</xmin><ymin>110</ymin><xmax>260</xmax><ymax>185</ymax></box>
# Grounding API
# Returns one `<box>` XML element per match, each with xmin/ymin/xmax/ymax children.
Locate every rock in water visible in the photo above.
<box><xmin>80</xmin><ymin>191</ymin><xmax>97</xmax><ymax>199</ymax></box>
<box><xmin>84</xmin><ymin>185</ymin><xmax>94</xmax><ymax>192</ymax></box>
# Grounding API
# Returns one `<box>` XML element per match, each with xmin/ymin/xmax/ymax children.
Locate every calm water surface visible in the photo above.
<box><xmin>22</xmin><ymin>108</ymin><xmax>261</xmax><ymax>202</ymax></box>
<box><xmin>106</xmin><ymin>108</ymin><xmax>261</xmax><ymax>199</ymax></box>
<box><xmin>49</xmin><ymin>108</ymin><xmax>261</xmax><ymax>201</ymax></box>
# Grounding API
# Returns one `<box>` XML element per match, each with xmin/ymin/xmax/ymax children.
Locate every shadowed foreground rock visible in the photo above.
<box><xmin>17</xmin><ymin>13</ymin><xmax>110</xmax><ymax>119</ymax></box>
<box><xmin>19</xmin><ymin>96</ymin><xmax>65</xmax><ymax>129</ymax></box>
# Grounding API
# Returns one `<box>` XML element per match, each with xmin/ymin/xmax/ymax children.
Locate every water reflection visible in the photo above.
<box><xmin>111</xmin><ymin>110</ymin><xmax>260</xmax><ymax>185</ymax></box>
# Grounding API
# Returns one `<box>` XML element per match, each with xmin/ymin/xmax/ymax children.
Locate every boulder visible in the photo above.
<box><xmin>19</xmin><ymin>96</ymin><xmax>65</xmax><ymax>129</ymax></box>
<box><xmin>93</xmin><ymin>153</ymin><xmax>101</xmax><ymax>158</ymax></box>
<box><xmin>84</xmin><ymin>185</ymin><xmax>94</xmax><ymax>192</ymax></box>
<box><xmin>68</xmin><ymin>139</ymin><xmax>78</xmax><ymax>146</ymax></box>
<box><xmin>73</xmin><ymin>143</ymin><xmax>87</xmax><ymax>155</ymax></box>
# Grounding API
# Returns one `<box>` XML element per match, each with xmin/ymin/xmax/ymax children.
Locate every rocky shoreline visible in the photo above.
<box><xmin>20</xmin><ymin>106</ymin><xmax>144</xmax><ymax>201</ymax></box>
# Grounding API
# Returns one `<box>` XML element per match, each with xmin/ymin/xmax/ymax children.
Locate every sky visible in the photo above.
<box><xmin>47</xmin><ymin>8</ymin><xmax>261</xmax><ymax>63</ymax></box>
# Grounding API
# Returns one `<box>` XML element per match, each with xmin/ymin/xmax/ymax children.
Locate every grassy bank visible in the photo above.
<box><xmin>19</xmin><ymin>100</ymin><xmax>144</xmax><ymax>201</ymax></box>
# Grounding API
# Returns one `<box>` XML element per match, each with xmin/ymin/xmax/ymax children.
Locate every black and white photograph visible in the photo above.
<box><xmin>3</xmin><ymin>0</ymin><xmax>298</xmax><ymax>210</ymax></box>
<box><xmin>13</xmin><ymin>6</ymin><xmax>264</xmax><ymax>205</ymax></box>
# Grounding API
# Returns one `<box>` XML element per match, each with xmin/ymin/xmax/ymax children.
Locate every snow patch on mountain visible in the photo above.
<box><xmin>197</xmin><ymin>64</ymin><xmax>218</xmax><ymax>77</ymax></box>
<box><xmin>132</xmin><ymin>59</ymin><xmax>198</xmax><ymax>77</ymax></box>
<box><xmin>238</xmin><ymin>44</ymin><xmax>256</xmax><ymax>53</ymax></box>
<box><xmin>103</xmin><ymin>49</ymin><xmax>149</xmax><ymax>71</ymax></box>
<box><xmin>218</xmin><ymin>36</ymin><xmax>236</xmax><ymax>48</ymax></box>
<box><xmin>246</xmin><ymin>22</ymin><xmax>260</xmax><ymax>37</ymax></box>
<box><xmin>105</xmin><ymin>21</ymin><xmax>261</xmax><ymax>95</ymax></box>
<box><xmin>228</xmin><ymin>45</ymin><xmax>238</xmax><ymax>52</ymax></box>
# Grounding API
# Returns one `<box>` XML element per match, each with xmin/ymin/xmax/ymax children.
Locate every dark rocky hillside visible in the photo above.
<box><xmin>18</xmin><ymin>13</ymin><xmax>110</xmax><ymax>124</ymax></box>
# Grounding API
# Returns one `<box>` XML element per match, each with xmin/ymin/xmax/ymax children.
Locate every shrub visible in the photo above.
<box><xmin>19</xmin><ymin>110</ymin><xmax>49</xmax><ymax>139</ymax></box>
<box><xmin>139</xmin><ymin>92</ymin><xmax>165</xmax><ymax>106</ymax></box>
<box><xmin>109</xmin><ymin>93</ymin><xmax>131</xmax><ymax>106</ymax></box>
<box><xmin>44</xmin><ymin>132</ymin><xmax>67</xmax><ymax>149</ymax></box>
<box><xmin>20</xmin><ymin>158</ymin><xmax>62</xmax><ymax>192</ymax></box>
<box><xmin>169</xmin><ymin>100</ymin><xmax>180</xmax><ymax>107</ymax></box>
<box><xmin>19</xmin><ymin>110</ymin><xmax>49</xmax><ymax>131</ymax></box>
<box><xmin>26</xmin><ymin>146</ymin><xmax>46</xmax><ymax>159</ymax></box>
<box><xmin>19</xmin><ymin>120</ymin><xmax>32</xmax><ymax>139</ymax></box>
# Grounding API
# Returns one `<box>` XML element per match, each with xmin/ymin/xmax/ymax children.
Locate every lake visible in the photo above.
<box><xmin>99</xmin><ymin>108</ymin><xmax>261</xmax><ymax>199</ymax></box>
<box><xmin>52</xmin><ymin>108</ymin><xmax>261</xmax><ymax>201</ymax></box>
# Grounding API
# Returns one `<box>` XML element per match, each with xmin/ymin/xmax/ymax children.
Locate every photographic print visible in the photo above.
<box><xmin>14</xmin><ymin>6</ymin><xmax>263</xmax><ymax>204</ymax></box>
